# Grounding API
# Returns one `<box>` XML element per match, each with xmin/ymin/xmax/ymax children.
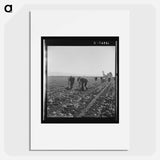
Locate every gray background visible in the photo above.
<box><xmin>4</xmin><ymin>4</ymin><xmax>156</xmax><ymax>157</ymax></box>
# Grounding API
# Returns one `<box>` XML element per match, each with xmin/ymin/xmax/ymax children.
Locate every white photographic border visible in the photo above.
<box><xmin>30</xmin><ymin>10</ymin><xmax>130</xmax><ymax>150</ymax></box>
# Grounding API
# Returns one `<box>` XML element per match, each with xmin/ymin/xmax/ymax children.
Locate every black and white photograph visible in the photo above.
<box><xmin>30</xmin><ymin>10</ymin><xmax>129</xmax><ymax>150</ymax></box>
<box><xmin>41</xmin><ymin>37</ymin><xmax>119</xmax><ymax>123</ymax></box>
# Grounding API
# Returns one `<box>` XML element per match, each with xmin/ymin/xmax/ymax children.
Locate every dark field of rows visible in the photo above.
<box><xmin>46</xmin><ymin>76</ymin><xmax>116</xmax><ymax>118</ymax></box>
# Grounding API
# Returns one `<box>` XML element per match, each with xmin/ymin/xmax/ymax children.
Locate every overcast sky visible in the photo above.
<box><xmin>48</xmin><ymin>46</ymin><xmax>115</xmax><ymax>77</ymax></box>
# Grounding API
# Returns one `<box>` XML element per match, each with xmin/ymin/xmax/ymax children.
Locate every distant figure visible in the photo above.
<box><xmin>100</xmin><ymin>77</ymin><xmax>105</xmax><ymax>83</ymax></box>
<box><xmin>102</xmin><ymin>71</ymin><xmax>113</xmax><ymax>83</ymax></box>
<box><xmin>107</xmin><ymin>72</ymin><xmax>113</xmax><ymax>82</ymax></box>
<box><xmin>77</xmin><ymin>77</ymin><xmax>88</xmax><ymax>91</ymax></box>
<box><xmin>95</xmin><ymin>77</ymin><xmax>98</xmax><ymax>81</ymax></box>
<box><xmin>68</xmin><ymin>76</ymin><xmax>75</xmax><ymax>89</ymax></box>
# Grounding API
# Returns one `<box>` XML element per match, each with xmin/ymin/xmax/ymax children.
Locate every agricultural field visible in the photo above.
<box><xmin>46</xmin><ymin>76</ymin><xmax>116</xmax><ymax>118</ymax></box>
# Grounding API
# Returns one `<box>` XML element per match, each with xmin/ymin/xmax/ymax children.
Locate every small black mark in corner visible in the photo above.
<box><xmin>4</xmin><ymin>4</ymin><xmax>12</xmax><ymax>13</ymax></box>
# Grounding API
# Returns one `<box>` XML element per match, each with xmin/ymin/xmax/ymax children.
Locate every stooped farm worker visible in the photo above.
<box><xmin>68</xmin><ymin>76</ymin><xmax>75</xmax><ymax>89</ymax></box>
<box><xmin>77</xmin><ymin>77</ymin><xmax>88</xmax><ymax>91</ymax></box>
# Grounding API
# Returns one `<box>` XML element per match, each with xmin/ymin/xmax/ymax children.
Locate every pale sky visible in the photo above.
<box><xmin>48</xmin><ymin>46</ymin><xmax>115</xmax><ymax>77</ymax></box>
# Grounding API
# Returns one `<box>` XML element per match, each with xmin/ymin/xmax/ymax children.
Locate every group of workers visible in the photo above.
<box><xmin>68</xmin><ymin>76</ymin><xmax>88</xmax><ymax>91</ymax></box>
<box><xmin>67</xmin><ymin>72</ymin><xmax>113</xmax><ymax>91</ymax></box>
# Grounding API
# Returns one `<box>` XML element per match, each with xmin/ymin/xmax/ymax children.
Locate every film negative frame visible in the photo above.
<box><xmin>41</xmin><ymin>37</ymin><xmax>119</xmax><ymax>123</ymax></box>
